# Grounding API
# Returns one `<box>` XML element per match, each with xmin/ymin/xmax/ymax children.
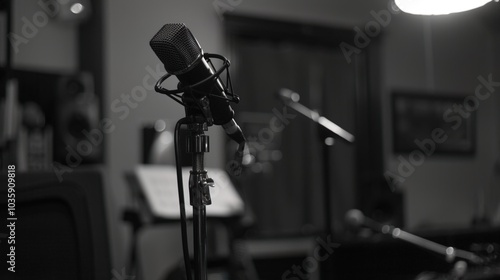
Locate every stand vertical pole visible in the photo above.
<box><xmin>320</xmin><ymin>128</ymin><xmax>334</xmax><ymax>280</ymax></box>
<box><xmin>187</xmin><ymin>122</ymin><xmax>212</xmax><ymax>280</ymax></box>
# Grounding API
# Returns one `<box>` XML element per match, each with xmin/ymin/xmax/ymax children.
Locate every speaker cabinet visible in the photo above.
<box><xmin>54</xmin><ymin>72</ymin><xmax>102</xmax><ymax>164</ymax></box>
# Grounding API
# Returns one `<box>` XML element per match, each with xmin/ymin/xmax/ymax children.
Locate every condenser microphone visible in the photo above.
<box><xmin>149</xmin><ymin>23</ymin><xmax>245</xmax><ymax>145</ymax></box>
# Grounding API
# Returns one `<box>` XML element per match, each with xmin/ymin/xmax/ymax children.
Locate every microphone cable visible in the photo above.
<box><xmin>174</xmin><ymin>118</ymin><xmax>193</xmax><ymax>280</ymax></box>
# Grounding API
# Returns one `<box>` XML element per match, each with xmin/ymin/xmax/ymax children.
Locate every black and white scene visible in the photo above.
<box><xmin>0</xmin><ymin>0</ymin><xmax>500</xmax><ymax>279</ymax></box>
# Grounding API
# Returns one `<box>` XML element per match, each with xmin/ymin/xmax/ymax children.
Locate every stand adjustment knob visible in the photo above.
<box><xmin>204</xmin><ymin>178</ymin><xmax>215</xmax><ymax>188</ymax></box>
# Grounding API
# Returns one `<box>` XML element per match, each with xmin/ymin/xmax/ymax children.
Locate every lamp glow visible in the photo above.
<box><xmin>394</xmin><ymin>0</ymin><xmax>493</xmax><ymax>15</ymax></box>
<box><xmin>70</xmin><ymin>3</ymin><xmax>84</xmax><ymax>14</ymax></box>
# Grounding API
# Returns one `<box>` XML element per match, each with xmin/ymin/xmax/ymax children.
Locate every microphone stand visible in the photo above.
<box><xmin>281</xmin><ymin>94</ymin><xmax>355</xmax><ymax>233</ymax></box>
<box><xmin>279</xmin><ymin>90</ymin><xmax>355</xmax><ymax>279</ymax></box>
<box><xmin>386</xmin><ymin>226</ymin><xmax>484</xmax><ymax>265</ymax></box>
<box><xmin>318</xmin><ymin>125</ymin><xmax>335</xmax><ymax>238</ymax></box>
<box><xmin>188</xmin><ymin>122</ymin><xmax>210</xmax><ymax>280</ymax></box>
<box><xmin>347</xmin><ymin>209</ymin><xmax>485</xmax><ymax>265</ymax></box>
<box><xmin>183</xmin><ymin>95</ymin><xmax>215</xmax><ymax>280</ymax></box>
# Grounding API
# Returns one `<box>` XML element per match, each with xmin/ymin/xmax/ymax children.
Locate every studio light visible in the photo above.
<box><xmin>70</xmin><ymin>3</ymin><xmax>85</xmax><ymax>15</ymax></box>
<box><xmin>394</xmin><ymin>0</ymin><xmax>496</xmax><ymax>15</ymax></box>
<box><xmin>48</xmin><ymin>0</ymin><xmax>91</xmax><ymax>22</ymax></box>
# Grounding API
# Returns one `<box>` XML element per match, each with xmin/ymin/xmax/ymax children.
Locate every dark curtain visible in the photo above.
<box><xmin>227</xmin><ymin>21</ymin><xmax>359</xmax><ymax>237</ymax></box>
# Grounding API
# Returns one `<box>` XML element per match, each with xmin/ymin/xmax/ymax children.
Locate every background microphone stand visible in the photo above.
<box><xmin>318</xmin><ymin>125</ymin><xmax>335</xmax><ymax>239</ymax></box>
<box><xmin>278</xmin><ymin>88</ymin><xmax>355</xmax><ymax>279</ymax></box>
<box><xmin>279</xmin><ymin>89</ymin><xmax>355</xmax><ymax>233</ymax></box>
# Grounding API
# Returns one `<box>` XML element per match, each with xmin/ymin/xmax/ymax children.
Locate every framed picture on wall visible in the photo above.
<box><xmin>392</xmin><ymin>92</ymin><xmax>476</xmax><ymax>155</ymax></box>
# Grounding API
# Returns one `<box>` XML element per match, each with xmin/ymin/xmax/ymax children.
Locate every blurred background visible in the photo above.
<box><xmin>1</xmin><ymin>0</ymin><xmax>500</xmax><ymax>279</ymax></box>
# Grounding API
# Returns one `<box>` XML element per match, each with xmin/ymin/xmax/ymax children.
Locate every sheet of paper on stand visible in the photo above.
<box><xmin>135</xmin><ymin>165</ymin><xmax>244</xmax><ymax>219</ymax></box>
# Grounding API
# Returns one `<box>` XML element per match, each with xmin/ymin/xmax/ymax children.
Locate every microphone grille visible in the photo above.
<box><xmin>150</xmin><ymin>23</ymin><xmax>202</xmax><ymax>74</ymax></box>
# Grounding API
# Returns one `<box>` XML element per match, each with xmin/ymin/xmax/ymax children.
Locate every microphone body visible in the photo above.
<box><xmin>176</xmin><ymin>56</ymin><xmax>234</xmax><ymax>126</ymax></box>
<box><xmin>150</xmin><ymin>23</ymin><xmax>245</xmax><ymax>144</ymax></box>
